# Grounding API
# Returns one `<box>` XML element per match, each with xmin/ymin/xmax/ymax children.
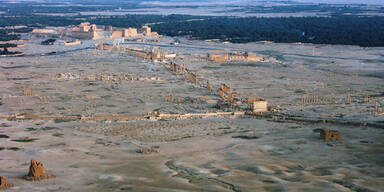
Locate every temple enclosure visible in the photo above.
<box><xmin>0</xmin><ymin>30</ymin><xmax>384</xmax><ymax>192</ymax></box>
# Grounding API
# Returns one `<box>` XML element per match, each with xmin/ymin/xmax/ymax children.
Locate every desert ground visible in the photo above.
<box><xmin>0</xmin><ymin>33</ymin><xmax>384</xmax><ymax>191</ymax></box>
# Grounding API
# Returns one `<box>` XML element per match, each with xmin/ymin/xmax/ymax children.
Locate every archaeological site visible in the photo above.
<box><xmin>1</xmin><ymin>0</ymin><xmax>384</xmax><ymax>191</ymax></box>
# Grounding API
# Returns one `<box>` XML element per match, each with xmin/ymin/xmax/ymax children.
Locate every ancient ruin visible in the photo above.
<box><xmin>64</xmin><ymin>40</ymin><xmax>81</xmax><ymax>46</ymax></box>
<box><xmin>136</xmin><ymin>146</ymin><xmax>160</xmax><ymax>154</ymax></box>
<box><xmin>376</xmin><ymin>100</ymin><xmax>384</xmax><ymax>115</ymax></box>
<box><xmin>206</xmin><ymin>81</ymin><xmax>212</xmax><ymax>91</ymax></box>
<box><xmin>0</xmin><ymin>176</ymin><xmax>13</xmax><ymax>190</ymax></box>
<box><xmin>315</xmin><ymin>129</ymin><xmax>342</xmax><ymax>141</ymax></box>
<box><xmin>23</xmin><ymin>89</ymin><xmax>33</xmax><ymax>96</ymax></box>
<box><xmin>1</xmin><ymin>4</ymin><xmax>384</xmax><ymax>191</ymax></box>
<box><xmin>208</xmin><ymin>52</ymin><xmax>263</xmax><ymax>62</ymax></box>
<box><xmin>187</xmin><ymin>72</ymin><xmax>197</xmax><ymax>84</ymax></box>
<box><xmin>23</xmin><ymin>159</ymin><xmax>55</xmax><ymax>181</ymax></box>
<box><xmin>252</xmin><ymin>101</ymin><xmax>268</xmax><ymax>113</ymax></box>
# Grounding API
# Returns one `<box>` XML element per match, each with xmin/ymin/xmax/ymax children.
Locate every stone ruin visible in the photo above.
<box><xmin>206</xmin><ymin>81</ymin><xmax>212</xmax><ymax>91</ymax></box>
<box><xmin>314</xmin><ymin>128</ymin><xmax>341</xmax><ymax>141</ymax></box>
<box><xmin>23</xmin><ymin>89</ymin><xmax>33</xmax><ymax>96</ymax></box>
<box><xmin>187</xmin><ymin>72</ymin><xmax>197</xmax><ymax>84</ymax></box>
<box><xmin>136</xmin><ymin>146</ymin><xmax>160</xmax><ymax>154</ymax></box>
<box><xmin>23</xmin><ymin>159</ymin><xmax>55</xmax><ymax>181</ymax></box>
<box><xmin>0</xmin><ymin>176</ymin><xmax>13</xmax><ymax>190</ymax></box>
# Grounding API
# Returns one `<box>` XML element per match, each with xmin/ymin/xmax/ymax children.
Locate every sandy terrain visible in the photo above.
<box><xmin>0</xmin><ymin>33</ymin><xmax>384</xmax><ymax>191</ymax></box>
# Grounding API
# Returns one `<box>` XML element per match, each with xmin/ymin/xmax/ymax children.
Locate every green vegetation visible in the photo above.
<box><xmin>151</xmin><ymin>16</ymin><xmax>384</xmax><ymax>47</ymax></box>
<box><xmin>0</xmin><ymin>2</ymin><xmax>384</xmax><ymax>47</ymax></box>
<box><xmin>25</xmin><ymin>127</ymin><xmax>37</xmax><ymax>131</ymax></box>
<box><xmin>0</xmin><ymin>28</ymin><xmax>32</xmax><ymax>41</ymax></box>
<box><xmin>41</xmin><ymin>126</ymin><xmax>58</xmax><ymax>131</ymax></box>
<box><xmin>0</xmin><ymin>147</ymin><xmax>20</xmax><ymax>151</ymax></box>
<box><xmin>89</xmin><ymin>14</ymin><xmax>204</xmax><ymax>28</ymax></box>
<box><xmin>232</xmin><ymin>135</ymin><xmax>261</xmax><ymax>140</ymax></box>
<box><xmin>7</xmin><ymin>147</ymin><xmax>21</xmax><ymax>151</ymax></box>
<box><xmin>227</xmin><ymin>4</ymin><xmax>384</xmax><ymax>16</ymax></box>
<box><xmin>11</xmin><ymin>138</ymin><xmax>38</xmax><ymax>142</ymax></box>
<box><xmin>52</xmin><ymin>133</ymin><xmax>64</xmax><ymax>137</ymax></box>
<box><xmin>54</xmin><ymin>118</ymin><xmax>74</xmax><ymax>123</ymax></box>
<box><xmin>0</xmin><ymin>43</ymin><xmax>17</xmax><ymax>48</ymax></box>
<box><xmin>95</xmin><ymin>138</ymin><xmax>105</xmax><ymax>145</ymax></box>
<box><xmin>0</xmin><ymin>134</ymin><xmax>9</xmax><ymax>138</ymax></box>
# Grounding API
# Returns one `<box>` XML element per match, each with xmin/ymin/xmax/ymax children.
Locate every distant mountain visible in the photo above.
<box><xmin>1</xmin><ymin>0</ymin><xmax>383</xmax><ymax>5</ymax></box>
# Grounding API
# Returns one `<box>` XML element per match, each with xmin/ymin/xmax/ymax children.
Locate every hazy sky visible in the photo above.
<box><xmin>3</xmin><ymin>0</ymin><xmax>384</xmax><ymax>5</ymax></box>
<box><xmin>295</xmin><ymin>0</ymin><xmax>384</xmax><ymax>5</ymax></box>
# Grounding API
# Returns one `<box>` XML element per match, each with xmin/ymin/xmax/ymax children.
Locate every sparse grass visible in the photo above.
<box><xmin>54</xmin><ymin>118</ymin><xmax>74</xmax><ymax>123</ymax></box>
<box><xmin>7</xmin><ymin>147</ymin><xmax>21</xmax><ymax>151</ymax></box>
<box><xmin>295</xmin><ymin>140</ymin><xmax>307</xmax><ymax>144</ymax></box>
<box><xmin>82</xmin><ymin>89</ymin><xmax>94</xmax><ymax>92</ymax></box>
<box><xmin>52</xmin><ymin>133</ymin><xmax>64</xmax><ymax>137</ymax></box>
<box><xmin>47</xmin><ymin>143</ymin><xmax>66</xmax><ymax>147</ymax></box>
<box><xmin>0</xmin><ymin>134</ymin><xmax>9</xmax><ymax>138</ymax></box>
<box><xmin>25</xmin><ymin>127</ymin><xmax>37</xmax><ymax>131</ymax></box>
<box><xmin>268</xmin><ymin>150</ymin><xmax>282</xmax><ymax>156</ymax></box>
<box><xmin>95</xmin><ymin>138</ymin><xmax>105</xmax><ymax>145</ymax></box>
<box><xmin>287</xmin><ymin>147</ymin><xmax>301</xmax><ymax>153</ymax></box>
<box><xmin>41</xmin><ymin>126</ymin><xmax>58</xmax><ymax>131</ymax></box>
<box><xmin>333</xmin><ymin>179</ymin><xmax>373</xmax><ymax>192</ymax></box>
<box><xmin>101</xmin><ymin>95</ymin><xmax>111</xmax><ymax>99</ymax></box>
<box><xmin>0</xmin><ymin>147</ymin><xmax>19</xmax><ymax>151</ymax></box>
<box><xmin>232</xmin><ymin>135</ymin><xmax>261</xmax><ymax>140</ymax></box>
<box><xmin>295</xmin><ymin>89</ymin><xmax>306</xmax><ymax>94</ymax></box>
<box><xmin>69</xmin><ymin>164</ymin><xmax>79</xmax><ymax>168</ymax></box>
<box><xmin>312</xmin><ymin>167</ymin><xmax>333</xmax><ymax>176</ymax></box>
<box><xmin>0</xmin><ymin>123</ymin><xmax>10</xmax><ymax>127</ymax></box>
<box><xmin>11</xmin><ymin>138</ymin><xmax>38</xmax><ymax>142</ymax></box>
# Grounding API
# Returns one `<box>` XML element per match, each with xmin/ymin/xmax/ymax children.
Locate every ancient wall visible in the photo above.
<box><xmin>208</xmin><ymin>54</ymin><xmax>228</xmax><ymax>62</ymax></box>
<box><xmin>220</xmin><ymin>84</ymin><xmax>232</xmax><ymax>94</ymax></box>
<box><xmin>124</xmin><ymin>48</ymin><xmax>150</xmax><ymax>59</ymax></box>
<box><xmin>218</xmin><ymin>88</ymin><xmax>225</xmax><ymax>99</ymax></box>
<box><xmin>247</xmin><ymin>54</ymin><xmax>263</xmax><ymax>62</ymax></box>
<box><xmin>320</xmin><ymin>129</ymin><xmax>341</xmax><ymax>141</ymax></box>
<box><xmin>228</xmin><ymin>55</ymin><xmax>246</xmax><ymax>61</ymax></box>
<box><xmin>187</xmin><ymin>72</ymin><xmax>197</xmax><ymax>84</ymax></box>
<box><xmin>124</xmin><ymin>28</ymin><xmax>138</xmax><ymax>37</ymax></box>
<box><xmin>71</xmin><ymin>31</ymin><xmax>93</xmax><ymax>39</ymax></box>
<box><xmin>207</xmin><ymin>81</ymin><xmax>211</xmax><ymax>91</ymax></box>
<box><xmin>140</xmin><ymin>26</ymin><xmax>151</xmax><ymax>36</ymax></box>
<box><xmin>252</xmin><ymin>101</ymin><xmax>268</xmax><ymax>113</ymax></box>
<box><xmin>112</xmin><ymin>30</ymin><xmax>124</xmax><ymax>39</ymax></box>
<box><xmin>32</xmin><ymin>29</ymin><xmax>57</xmax><ymax>34</ymax></box>
<box><xmin>23</xmin><ymin>89</ymin><xmax>33</xmax><ymax>96</ymax></box>
<box><xmin>376</xmin><ymin>100</ymin><xmax>384</xmax><ymax>115</ymax></box>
